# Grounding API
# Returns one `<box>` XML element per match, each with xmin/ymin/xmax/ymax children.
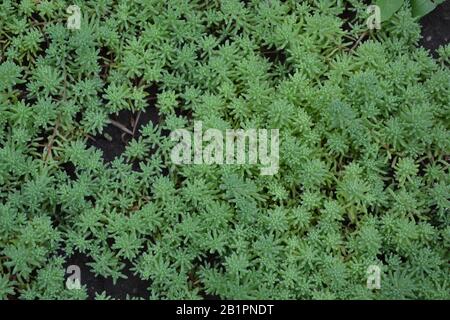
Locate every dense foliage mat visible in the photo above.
<box><xmin>0</xmin><ymin>0</ymin><xmax>449</xmax><ymax>300</ymax></box>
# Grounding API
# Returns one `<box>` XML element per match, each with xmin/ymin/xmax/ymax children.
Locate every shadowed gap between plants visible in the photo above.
<box><xmin>86</xmin><ymin>83</ymin><xmax>160</xmax><ymax>165</ymax></box>
<box><xmin>63</xmin><ymin>252</ymin><xmax>149</xmax><ymax>300</ymax></box>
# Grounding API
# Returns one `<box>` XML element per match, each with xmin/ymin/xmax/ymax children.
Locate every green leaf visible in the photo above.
<box><xmin>376</xmin><ymin>0</ymin><xmax>405</xmax><ymax>21</ymax></box>
<box><xmin>411</xmin><ymin>0</ymin><xmax>438</xmax><ymax>18</ymax></box>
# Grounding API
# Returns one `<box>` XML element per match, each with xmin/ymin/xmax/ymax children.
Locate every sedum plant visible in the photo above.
<box><xmin>0</xmin><ymin>0</ymin><xmax>449</xmax><ymax>300</ymax></box>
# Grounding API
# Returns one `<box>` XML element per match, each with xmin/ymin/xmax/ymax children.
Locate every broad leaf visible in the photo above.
<box><xmin>411</xmin><ymin>0</ymin><xmax>437</xmax><ymax>18</ymax></box>
<box><xmin>376</xmin><ymin>0</ymin><xmax>405</xmax><ymax>21</ymax></box>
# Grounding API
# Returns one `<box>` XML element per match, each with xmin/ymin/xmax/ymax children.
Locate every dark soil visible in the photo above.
<box><xmin>418</xmin><ymin>1</ymin><xmax>450</xmax><ymax>54</ymax></box>
<box><xmin>64</xmin><ymin>252</ymin><xmax>149</xmax><ymax>300</ymax></box>
<box><xmin>86</xmin><ymin>83</ymin><xmax>159</xmax><ymax>163</ymax></box>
